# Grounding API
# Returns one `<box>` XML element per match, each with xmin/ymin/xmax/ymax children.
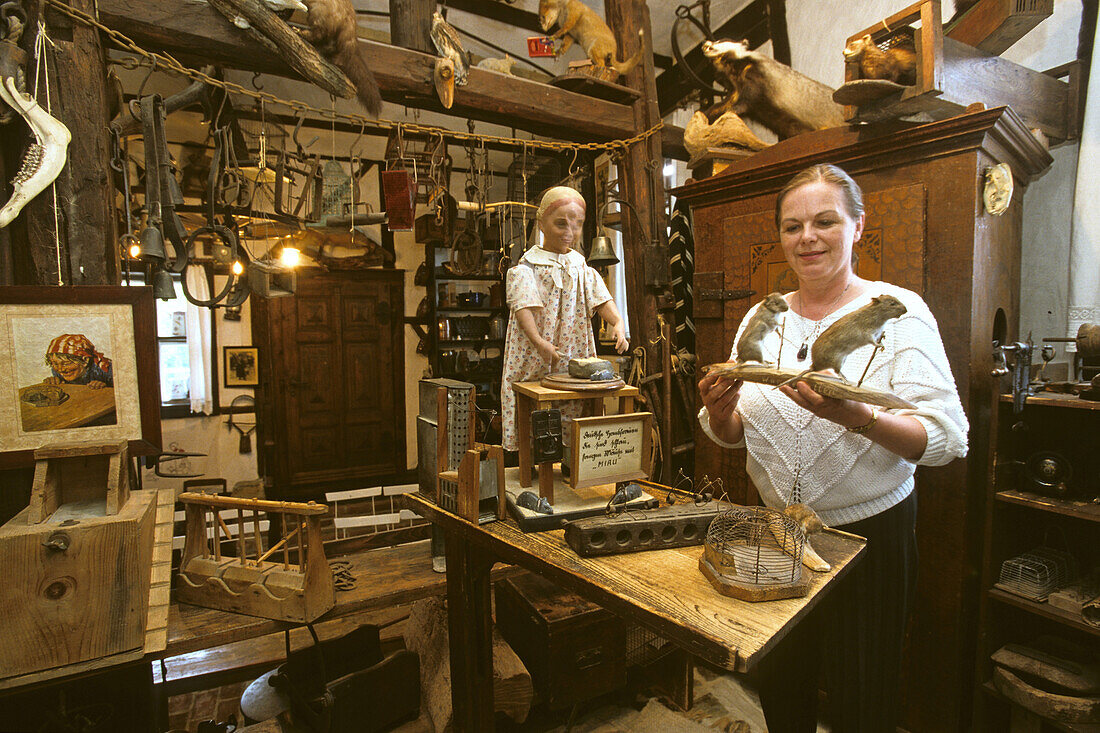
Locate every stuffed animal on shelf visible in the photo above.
<box><xmin>843</xmin><ymin>34</ymin><xmax>917</xmax><ymax>86</ymax></box>
<box><xmin>538</xmin><ymin>0</ymin><xmax>644</xmax><ymax>77</ymax></box>
<box><xmin>701</xmin><ymin>39</ymin><xmax>845</xmax><ymax>140</ymax></box>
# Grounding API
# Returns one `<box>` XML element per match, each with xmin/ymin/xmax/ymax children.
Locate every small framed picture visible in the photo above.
<box><xmin>223</xmin><ymin>346</ymin><xmax>259</xmax><ymax>388</ymax></box>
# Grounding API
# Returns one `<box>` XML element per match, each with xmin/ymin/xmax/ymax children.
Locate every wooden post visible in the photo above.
<box><xmin>390</xmin><ymin>0</ymin><xmax>434</xmax><ymax>53</ymax></box>
<box><xmin>13</xmin><ymin>0</ymin><xmax>119</xmax><ymax>286</ymax></box>
<box><xmin>604</xmin><ymin>0</ymin><xmax>669</xmax><ymax>470</ymax></box>
<box><xmin>444</xmin><ymin>532</ymin><xmax>496</xmax><ymax>732</ymax></box>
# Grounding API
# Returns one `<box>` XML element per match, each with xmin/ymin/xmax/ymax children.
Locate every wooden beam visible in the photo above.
<box><xmin>390</xmin><ymin>0</ymin><xmax>433</xmax><ymax>54</ymax></box>
<box><xmin>97</xmin><ymin>0</ymin><xmax>634</xmax><ymax>142</ymax></box>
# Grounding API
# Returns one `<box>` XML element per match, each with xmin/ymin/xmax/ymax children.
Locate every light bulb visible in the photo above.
<box><xmin>231</xmin><ymin>260</ymin><xmax>244</xmax><ymax>276</ymax></box>
<box><xmin>128</xmin><ymin>242</ymin><xmax>141</xmax><ymax>259</ymax></box>
<box><xmin>279</xmin><ymin>246</ymin><xmax>300</xmax><ymax>268</ymax></box>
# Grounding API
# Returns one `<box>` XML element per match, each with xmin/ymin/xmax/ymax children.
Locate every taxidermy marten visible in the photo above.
<box><xmin>843</xmin><ymin>34</ymin><xmax>917</xmax><ymax>86</ymax></box>
<box><xmin>538</xmin><ymin>0</ymin><xmax>644</xmax><ymax>76</ymax></box>
<box><xmin>701</xmin><ymin>39</ymin><xmax>844</xmax><ymax>140</ymax></box>
<box><xmin>301</xmin><ymin>0</ymin><xmax>382</xmax><ymax>116</ymax></box>
<box><xmin>683</xmin><ymin>110</ymin><xmax>769</xmax><ymax>159</ymax></box>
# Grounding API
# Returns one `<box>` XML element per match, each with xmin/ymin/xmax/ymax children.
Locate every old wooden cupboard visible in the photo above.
<box><xmin>673</xmin><ymin>107</ymin><xmax>1052</xmax><ymax>733</ymax></box>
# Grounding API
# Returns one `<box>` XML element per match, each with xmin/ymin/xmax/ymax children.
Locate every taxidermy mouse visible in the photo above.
<box><xmin>476</xmin><ymin>54</ymin><xmax>515</xmax><ymax>75</ymax></box>
<box><xmin>735</xmin><ymin>292</ymin><xmax>789</xmax><ymax>365</ymax></box>
<box><xmin>779</xmin><ymin>294</ymin><xmax>907</xmax><ymax>387</ymax></box>
<box><xmin>538</xmin><ymin>0</ymin><xmax>645</xmax><ymax>76</ymax></box>
<box><xmin>701</xmin><ymin>39</ymin><xmax>844</xmax><ymax>140</ymax></box>
<box><xmin>300</xmin><ymin>0</ymin><xmax>382</xmax><ymax>116</ymax></box>
<box><xmin>842</xmin><ymin>34</ymin><xmax>917</xmax><ymax>86</ymax></box>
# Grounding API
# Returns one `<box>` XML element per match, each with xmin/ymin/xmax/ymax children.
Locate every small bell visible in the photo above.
<box><xmin>152</xmin><ymin>266</ymin><xmax>176</xmax><ymax>300</ymax></box>
<box><xmin>140</xmin><ymin>223</ymin><xmax>166</xmax><ymax>261</ymax></box>
<box><xmin>239</xmin><ymin>432</ymin><xmax>252</xmax><ymax>454</ymax></box>
<box><xmin>587</xmin><ymin>234</ymin><xmax>619</xmax><ymax>268</ymax></box>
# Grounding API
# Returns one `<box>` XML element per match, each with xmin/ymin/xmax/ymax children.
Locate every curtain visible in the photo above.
<box><xmin>1068</xmin><ymin>26</ymin><xmax>1100</xmax><ymax>351</ymax></box>
<box><xmin>184</xmin><ymin>265</ymin><xmax>214</xmax><ymax>415</ymax></box>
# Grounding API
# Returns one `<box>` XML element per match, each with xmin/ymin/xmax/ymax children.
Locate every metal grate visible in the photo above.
<box><xmin>446</xmin><ymin>388</ymin><xmax>473</xmax><ymax>471</ymax></box>
<box><xmin>704</xmin><ymin>506</ymin><xmax>804</xmax><ymax>586</ymax></box>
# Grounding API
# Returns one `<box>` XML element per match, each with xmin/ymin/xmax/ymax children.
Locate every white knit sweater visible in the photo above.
<box><xmin>699</xmin><ymin>282</ymin><xmax>969</xmax><ymax>526</ymax></box>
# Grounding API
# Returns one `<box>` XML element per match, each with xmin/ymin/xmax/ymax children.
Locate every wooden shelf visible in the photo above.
<box><xmin>987</xmin><ymin>588</ymin><xmax>1100</xmax><ymax>638</ymax></box>
<box><xmin>436</xmin><ymin>274</ymin><xmax>501</xmax><ymax>282</ymax></box>
<box><xmin>1000</xmin><ymin>393</ymin><xmax>1100</xmax><ymax>411</ymax></box>
<box><xmin>995</xmin><ymin>489</ymin><xmax>1100</xmax><ymax>523</ymax></box>
<box><xmin>437</xmin><ymin>307</ymin><xmax>507</xmax><ymax>315</ymax></box>
<box><xmin>439</xmin><ymin>339</ymin><xmax>504</xmax><ymax>348</ymax></box>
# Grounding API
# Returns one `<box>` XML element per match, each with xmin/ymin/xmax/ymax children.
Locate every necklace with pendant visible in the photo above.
<box><xmin>794</xmin><ymin>281</ymin><xmax>852</xmax><ymax>361</ymax></box>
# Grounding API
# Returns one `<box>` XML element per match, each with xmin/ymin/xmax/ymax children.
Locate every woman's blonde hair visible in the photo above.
<box><xmin>774</xmin><ymin>164</ymin><xmax>864</xmax><ymax>228</ymax></box>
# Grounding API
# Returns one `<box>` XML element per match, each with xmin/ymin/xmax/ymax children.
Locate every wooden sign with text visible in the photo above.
<box><xmin>569</xmin><ymin>412</ymin><xmax>652</xmax><ymax>489</ymax></box>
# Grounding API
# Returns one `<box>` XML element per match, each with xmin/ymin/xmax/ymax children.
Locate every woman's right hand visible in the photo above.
<box><xmin>698</xmin><ymin>371</ymin><xmax>744</xmax><ymax>443</ymax></box>
<box><xmin>536</xmin><ymin>337</ymin><xmax>561</xmax><ymax>363</ymax></box>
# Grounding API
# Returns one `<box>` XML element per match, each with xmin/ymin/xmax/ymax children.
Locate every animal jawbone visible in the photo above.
<box><xmin>0</xmin><ymin>75</ymin><xmax>71</xmax><ymax>228</ymax></box>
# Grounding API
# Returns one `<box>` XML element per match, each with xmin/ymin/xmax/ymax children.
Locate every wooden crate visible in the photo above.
<box><xmin>839</xmin><ymin>0</ymin><xmax>1077</xmax><ymax>142</ymax></box>
<box><xmin>494</xmin><ymin>571</ymin><xmax>625</xmax><ymax>709</ymax></box>
<box><xmin>0</xmin><ymin>489</ymin><xmax>157</xmax><ymax>678</ymax></box>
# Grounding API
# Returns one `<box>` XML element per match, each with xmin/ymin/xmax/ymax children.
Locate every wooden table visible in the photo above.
<box><xmin>512</xmin><ymin>381</ymin><xmax>640</xmax><ymax>493</ymax></box>
<box><xmin>405</xmin><ymin>491</ymin><xmax>866</xmax><ymax>733</ymax></box>
<box><xmin>18</xmin><ymin>383</ymin><xmax>118</xmax><ymax>432</ymax></box>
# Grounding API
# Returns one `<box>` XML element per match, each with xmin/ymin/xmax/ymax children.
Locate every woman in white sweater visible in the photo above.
<box><xmin>697</xmin><ymin>164</ymin><xmax>968</xmax><ymax>732</ymax></box>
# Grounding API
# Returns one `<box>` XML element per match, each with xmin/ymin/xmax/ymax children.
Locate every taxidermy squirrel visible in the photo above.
<box><xmin>701</xmin><ymin>39</ymin><xmax>844</xmax><ymax>140</ymax></box>
<box><xmin>735</xmin><ymin>292</ymin><xmax>789</xmax><ymax>365</ymax></box>
<box><xmin>842</xmin><ymin>34</ymin><xmax>917</xmax><ymax>86</ymax></box>
<box><xmin>538</xmin><ymin>0</ymin><xmax>644</xmax><ymax>76</ymax></box>
<box><xmin>779</xmin><ymin>294</ymin><xmax>908</xmax><ymax>387</ymax></box>
<box><xmin>301</xmin><ymin>0</ymin><xmax>382</xmax><ymax>116</ymax></box>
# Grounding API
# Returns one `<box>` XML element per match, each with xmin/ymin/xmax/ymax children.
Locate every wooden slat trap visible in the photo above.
<box><xmin>176</xmin><ymin>493</ymin><xmax>335</xmax><ymax>623</ymax></box>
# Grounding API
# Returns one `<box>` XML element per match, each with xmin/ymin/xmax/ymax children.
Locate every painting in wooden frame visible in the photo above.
<box><xmin>223</xmin><ymin>346</ymin><xmax>259</xmax><ymax>388</ymax></box>
<box><xmin>0</xmin><ymin>286</ymin><xmax>161</xmax><ymax>468</ymax></box>
<box><xmin>568</xmin><ymin>412</ymin><xmax>653</xmax><ymax>490</ymax></box>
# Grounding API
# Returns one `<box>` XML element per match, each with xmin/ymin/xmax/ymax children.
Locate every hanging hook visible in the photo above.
<box><xmin>567</xmin><ymin>147</ymin><xmax>580</xmax><ymax>178</ymax></box>
<box><xmin>251</xmin><ymin>71</ymin><xmax>264</xmax><ymax>90</ymax></box>
<box><xmin>292</xmin><ymin>110</ymin><xmax>318</xmax><ymax>156</ymax></box>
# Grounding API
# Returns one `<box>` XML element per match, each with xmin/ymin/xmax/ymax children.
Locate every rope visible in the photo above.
<box><xmin>45</xmin><ymin>0</ymin><xmax>664</xmax><ymax>157</ymax></box>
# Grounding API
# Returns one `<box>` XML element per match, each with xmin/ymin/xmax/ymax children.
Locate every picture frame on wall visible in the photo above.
<box><xmin>224</xmin><ymin>346</ymin><xmax>260</xmax><ymax>388</ymax></box>
<box><xmin>0</xmin><ymin>286</ymin><xmax>162</xmax><ymax>468</ymax></box>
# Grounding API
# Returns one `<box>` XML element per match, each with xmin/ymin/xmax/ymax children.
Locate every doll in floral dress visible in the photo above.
<box><xmin>500</xmin><ymin>186</ymin><xmax>629</xmax><ymax>451</ymax></box>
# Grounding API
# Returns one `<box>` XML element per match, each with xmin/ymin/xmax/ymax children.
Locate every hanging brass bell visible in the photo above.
<box><xmin>140</xmin><ymin>223</ymin><xmax>166</xmax><ymax>261</ymax></box>
<box><xmin>587</xmin><ymin>234</ymin><xmax>620</xmax><ymax>268</ymax></box>
<box><xmin>152</xmin><ymin>266</ymin><xmax>176</xmax><ymax>300</ymax></box>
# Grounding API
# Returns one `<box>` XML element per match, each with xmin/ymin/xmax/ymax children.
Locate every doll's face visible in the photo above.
<box><xmin>47</xmin><ymin>353</ymin><xmax>89</xmax><ymax>382</ymax></box>
<box><xmin>539</xmin><ymin>199</ymin><xmax>585</xmax><ymax>255</ymax></box>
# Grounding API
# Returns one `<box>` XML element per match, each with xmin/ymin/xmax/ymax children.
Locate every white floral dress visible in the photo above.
<box><xmin>500</xmin><ymin>246</ymin><xmax>612</xmax><ymax>450</ymax></box>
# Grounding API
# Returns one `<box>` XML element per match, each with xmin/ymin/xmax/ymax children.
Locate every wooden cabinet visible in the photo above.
<box><xmin>252</xmin><ymin>269</ymin><xmax>406</xmax><ymax>498</ymax></box>
<box><xmin>976</xmin><ymin>393</ymin><xmax>1100</xmax><ymax>730</ymax></box>
<box><xmin>672</xmin><ymin>107</ymin><xmax>1052</xmax><ymax>732</ymax></box>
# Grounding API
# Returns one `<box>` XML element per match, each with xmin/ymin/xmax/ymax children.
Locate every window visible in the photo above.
<box><xmin>126</xmin><ymin>270</ymin><xmax>214</xmax><ymax>418</ymax></box>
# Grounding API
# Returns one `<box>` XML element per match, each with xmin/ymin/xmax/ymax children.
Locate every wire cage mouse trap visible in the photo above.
<box><xmin>699</xmin><ymin>506</ymin><xmax>811</xmax><ymax>602</ymax></box>
<box><xmin>994</xmin><ymin>546</ymin><xmax>1078</xmax><ymax>602</ymax></box>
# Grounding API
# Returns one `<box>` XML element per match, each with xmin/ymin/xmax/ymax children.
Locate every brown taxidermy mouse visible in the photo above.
<box><xmin>301</xmin><ymin>0</ymin><xmax>382</xmax><ymax>116</ymax></box>
<box><xmin>538</xmin><ymin>0</ymin><xmax>645</xmax><ymax>76</ymax></box>
<box><xmin>842</xmin><ymin>35</ymin><xmax>917</xmax><ymax>86</ymax></box>
<box><xmin>701</xmin><ymin>39</ymin><xmax>844</xmax><ymax>140</ymax></box>
<box><xmin>780</xmin><ymin>294</ymin><xmax>907</xmax><ymax>387</ymax></box>
<box><xmin>735</xmin><ymin>292</ymin><xmax>789</xmax><ymax>365</ymax></box>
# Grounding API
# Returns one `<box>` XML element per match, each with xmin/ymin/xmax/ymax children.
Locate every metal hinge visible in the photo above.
<box><xmin>697</xmin><ymin>288</ymin><xmax>755</xmax><ymax>302</ymax></box>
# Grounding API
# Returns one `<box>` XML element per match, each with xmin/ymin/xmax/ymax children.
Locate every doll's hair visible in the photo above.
<box><xmin>537</xmin><ymin>186</ymin><xmax>586</xmax><ymax>222</ymax></box>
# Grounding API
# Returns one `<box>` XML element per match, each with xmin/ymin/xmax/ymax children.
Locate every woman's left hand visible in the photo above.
<box><xmin>779</xmin><ymin>379</ymin><xmax>874</xmax><ymax>430</ymax></box>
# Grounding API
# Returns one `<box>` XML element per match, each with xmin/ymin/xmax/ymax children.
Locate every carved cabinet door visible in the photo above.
<box><xmin>253</xmin><ymin>269</ymin><xmax>406</xmax><ymax>497</ymax></box>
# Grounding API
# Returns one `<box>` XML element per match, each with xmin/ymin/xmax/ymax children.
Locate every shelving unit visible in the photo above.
<box><xmin>975</xmin><ymin>391</ymin><xmax>1100</xmax><ymax>730</ymax></box>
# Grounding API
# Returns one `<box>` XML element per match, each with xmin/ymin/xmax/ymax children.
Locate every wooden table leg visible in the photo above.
<box><xmin>538</xmin><ymin>460</ymin><xmax>555</xmax><ymax>502</ymax></box>
<box><xmin>517</xmin><ymin>392</ymin><xmax>533</xmax><ymax>488</ymax></box>
<box><xmin>445</xmin><ymin>530</ymin><xmax>496</xmax><ymax>733</ymax></box>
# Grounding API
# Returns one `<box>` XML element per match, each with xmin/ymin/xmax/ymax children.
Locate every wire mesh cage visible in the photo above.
<box><xmin>699</xmin><ymin>506</ymin><xmax>810</xmax><ymax>601</ymax></box>
<box><xmin>995</xmin><ymin>546</ymin><xmax>1078</xmax><ymax>602</ymax></box>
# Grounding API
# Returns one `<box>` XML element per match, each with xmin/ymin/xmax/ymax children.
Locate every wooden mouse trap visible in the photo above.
<box><xmin>703</xmin><ymin>362</ymin><xmax>916</xmax><ymax>409</ymax></box>
<box><xmin>176</xmin><ymin>493</ymin><xmax>335</xmax><ymax>623</ymax></box>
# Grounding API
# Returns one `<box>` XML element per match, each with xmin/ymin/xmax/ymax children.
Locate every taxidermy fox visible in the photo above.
<box><xmin>701</xmin><ymin>39</ymin><xmax>844</xmax><ymax>140</ymax></box>
<box><xmin>843</xmin><ymin>35</ymin><xmax>917</xmax><ymax>86</ymax></box>
<box><xmin>301</xmin><ymin>0</ymin><xmax>382</xmax><ymax>116</ymax></box>
<box><xmin>538</xmin><ymin>0</ymin><xmax>644</xmax><ymax>76</ymax></box>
